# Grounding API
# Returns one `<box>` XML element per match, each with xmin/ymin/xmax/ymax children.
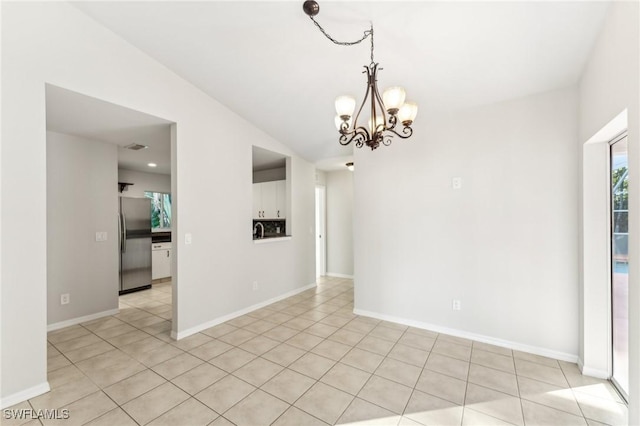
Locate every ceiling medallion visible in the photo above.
<box><xmin>303</xmin><ymin>0</ymin><xmax>418</xmax><ymax>150</ymax></box>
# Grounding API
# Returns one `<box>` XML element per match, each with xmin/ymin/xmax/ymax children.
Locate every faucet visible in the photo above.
<box><xmin>253</xmin><ymin>222</ymin><xmax>264</xmax><ymax>239</ymax></box>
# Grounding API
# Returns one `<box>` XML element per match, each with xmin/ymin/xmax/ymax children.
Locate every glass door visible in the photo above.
<box><xmin>610</xmin><ymin>134</ymin><xmax>628</xmax><ymax>399</ymax></box>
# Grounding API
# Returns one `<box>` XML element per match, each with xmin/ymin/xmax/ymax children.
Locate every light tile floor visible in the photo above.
<box><xmin>6</xmin><ymin>277</ymin><xmax>628</xmax><ymax>425</ymax></box>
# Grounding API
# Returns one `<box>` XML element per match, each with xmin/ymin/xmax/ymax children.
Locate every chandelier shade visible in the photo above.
<box><xmin>335</xmin><ymin>95</ymin><xmax>356</xmax><ymax>119</ymax></box>
<box><xmin>397</xmin><ymin>102</ymin><xmax>418</xmax><ymax>126</ymax></box>
<box><xmin>382</xmin><ymin>86</ymin><xmax>406</xmax><ymax>113</ymax></box>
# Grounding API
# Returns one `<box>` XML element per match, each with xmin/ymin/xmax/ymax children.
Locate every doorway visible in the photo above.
<box><xmin>315</xmin><ymin>186</ymin><xmax>326</xmax><ymax>277</ymax></box>
<box><xmin>610</xmin><ymin>133</ymin><xmax>629</xmax><ymax>400</ymax></box>
<box><xmin>45</xmin><ymin>85</ymin><xmax>177</xmax><ymax>340</ymax></box>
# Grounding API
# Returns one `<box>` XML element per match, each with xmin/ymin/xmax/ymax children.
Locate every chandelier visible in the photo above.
<box><xmin>303</xmin><ymin>0</ymin><xmax>418</xmax><ymax>150</ymax></box>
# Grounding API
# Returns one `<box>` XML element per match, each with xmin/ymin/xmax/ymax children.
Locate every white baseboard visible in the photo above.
<box><xmin>1</xmin><ymin>382</ymin><xmax>50</xmax><ymax>409</ymax></box>
<box><xmin>47</xmin><ymin>308</ymin><xmax>119</xmax><ymax>332</ymax></box>
<box><xmin>325</xmin><ymin>272</ymin><xmax>354</xmax><ymax>279</ymax></box>
<box><xmin>173</xmin><ymin>282</ymin><xmax>317</xmax><ymax>340</ymax></box>
<box><xmin>577</xmin><ymin>357</ymin><xmax>610</xmax><ymax>379</ymax></box>
<box><xmin>354</xmin><ymin>308</ymin><xmax>579</xmax><ymax>364</ymax></box>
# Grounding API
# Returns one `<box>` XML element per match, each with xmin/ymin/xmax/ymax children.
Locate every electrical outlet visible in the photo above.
<box><xmin>452</xmin><ymin>299</ymin><xmax>461</xmax><ymax>311</ymax></box>
<box><xmin>452</xmin><ymin>177</ymin><xmax>462</xmax><ymax>190</ymax></box>
<box><xmin>252</xmin><ymin>281</ymin><xmax>259</xmax><ymax>291</ymax></box>
<box><xmin>61</xmin><ymin>294</ymin><xmax>70</xmax><ymax>305</ymax></box>
<box><xmin>185</xmin><ymin>233</ymin><xmax>192</xmax><ymax>245</ymax></box>
<box><xmin>95</xmin><ymin>232</ymin><xmax>107</xmax><ymax>242</ymax></box>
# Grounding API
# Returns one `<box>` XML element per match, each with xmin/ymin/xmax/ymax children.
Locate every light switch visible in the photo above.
<box><xmin>185</xmin><ymin>233</ymin><xmax>192</xmax><ymax>245</ymax></box>
<box><xmin>452</xmin><ymin>177</ymin><xmax>462</xmax><ymax>190</ymax></box>
<box><xmin>95</xmin><ymin>232</ymin><xmax>107</xmax><ymax>242</ymax></box>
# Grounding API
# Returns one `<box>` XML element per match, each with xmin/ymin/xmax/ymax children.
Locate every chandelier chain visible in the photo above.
<box><xmin>308</xmin><ymin>16</ymin><xmax>373</xmax><ymax>48</ymax></box>
<box><xmin>369</xmin><ymin>25</ymin><xmax>374</xmax><ymax>65</ymax></box>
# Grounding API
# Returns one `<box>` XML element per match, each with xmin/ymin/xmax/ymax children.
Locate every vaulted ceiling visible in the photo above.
<box><xmin>73</xmin><ymin>1</ymin><xmax>610</xmax><ymax>164</ymax></box>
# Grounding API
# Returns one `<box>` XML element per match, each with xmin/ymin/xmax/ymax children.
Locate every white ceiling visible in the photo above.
<box><xmin>46</xmin><ymin>84</ymin><xmax>173</xmax><ymax>175</ymax></box>
<box><xmin>72</xmin><ymin>1</ymin><xmax>609</xmax><ymax>165</ymax></box>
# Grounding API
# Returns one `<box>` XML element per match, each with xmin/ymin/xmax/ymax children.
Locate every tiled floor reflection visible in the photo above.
<box><xmin>8</xmin><ymin>277</ymin><xmax>628</xmax><ymax>425</ymax></box>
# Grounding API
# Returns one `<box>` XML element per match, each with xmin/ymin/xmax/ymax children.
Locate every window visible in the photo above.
<box><xmin>144</xmin><ymin>191</ymin><xmax>172</xmax><ymax>230</ymax></box>
<box><xmin>610</xmin><ymin>134</ymin><xmax>628</xmax><ymax>400</ymax></box>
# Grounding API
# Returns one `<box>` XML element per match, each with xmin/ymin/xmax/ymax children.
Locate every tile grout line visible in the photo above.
<box><xmin>199</xmin><ymin>282</ymin><xmax>356</xmax><ymax>425</ymax></box>
<box><xmin>514</xmin><ymin>349</ymin><xmax>526</xmax><ymax>426</ymax></box>
<box><xmin>37</xmin><ymin>278</ymin><xmax>617</xmax><ymax>426</ymax></box>
<box><xmin>57</xmin><ymin>281</ymin><xmax>408</xmax><ymax>423</ymax></box>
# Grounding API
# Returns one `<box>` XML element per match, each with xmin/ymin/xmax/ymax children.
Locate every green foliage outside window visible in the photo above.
<box><xmin>612</xmin><ymin>166</ymin><xmax>628</xmax><ymax>210</ymax></box>
<box><xmin>612</xmin><ymin>165</ymin><xmax>628</xmax><ymax>259</ymax></box>
<box><xmin>612</xmin><ymin>166</ymin><xmax>628</xmax><ymax>233</ymax></box>
<box><xmin>145</xmin><ymin>191</ymin><xmax>172</xmax><ymax>229</ymax></box>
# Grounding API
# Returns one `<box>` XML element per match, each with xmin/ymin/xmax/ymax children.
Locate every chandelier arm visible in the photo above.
<box><xmin>370</xmin><ymin>64</ymin><xmax>388</xmax><ymax>130</ymax></box>
<box><xmin>308</xmin><ymin>16</ymin><xmax>372</xmax><ymax>46</ymax></box>
<box><xmin>370</xmin><ymin>67</ymin><xmax>379</xmax><ymax>134</ymax></box>
<box><xmin>386</xmin><ymin>114</ymin><xmax>398</xmax><ymax>131</ymax></box>
<box><xmin>385</xmin><ymin>125</ymin><xmax>414</xmax><ymax>140</ymax></box>
<box><xmin>352</xmin><ymin>65</ymin><xmax>373</xmax><ymax>130</ymax></box>
<box><xmin>339</xmin><ymin>126</ymin><xmax>370</xmax><ymax>147</ymax></box>
<box><xmin>354</xmin><ymin>133</ymin><xmax>367</xmax><ymax>149</ymax></box>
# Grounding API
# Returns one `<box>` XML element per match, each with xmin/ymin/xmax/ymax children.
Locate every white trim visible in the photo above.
<box><xmin>578</xmin><ymin>357</ymin><xmax>610</xmax><ymax>379</ymax></box>
<box><xmin>315</xmin><ymin>185</ymin><xmax>326</xmax><ymax>277</ymax></box>
<box><xmin>354</xmin><ymin>308</ymin><xmax>579</xmax><ymax>364</ymax></box>
<box><xmin>253</xmin><ymin>236</ymin><xmax>291</xmax><ymax>244</ymax></box>
<box><xmin>172</xmin><ymin>282</ymin><xmax>317</xmax><ymax>340</ymax></box>
<box><xmin>585</xmin><ymin>110</ymin><xmax>628</xmax><ymax>145</ymax></box>
<box><xmin>326</xmin><ymin>272</ymin><xmax>354</xmax><ymax>279</ymax></box>
<box><xmin>47</xmin><ymin>308</ymin><xmax>119</xmax><ymax>332</ymax></box>
<box><xmin>580</xmin><ymin>110</ymin><xmax>627</xmax><ymax>381</ymax></box>
<box><xmin>0</xmin><ymin>382</ymin><xmax>50</xmax><ymax>409</ymax></box>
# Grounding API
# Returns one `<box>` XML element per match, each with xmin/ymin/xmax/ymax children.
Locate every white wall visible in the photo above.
<box><xmin>119</xmin><ymin>169</ymin><xmax>171</xmax><ymax>197</ymax></box>
<box><xmin>1</xmin><ymin>2</ymin><xmax>315</xmax><ymax>406</ymax></box>
<box><xmin>578</xmin><ymin>2</ymin><xmax>639</xmax><ymax>421</ymax></box>
<box><xmin>326</xmin><ymin>170</ymin><xmax>354</xmax><ymax>277</ymax></box>
<box><xmin>47</xmin><ymin>132</ymin><xmax>119</xmax><ymax>326</ymax></box>
<box><xmin>354</xmin><ymin>87</ymin><xmax>579</xmax><ymax>359</ymax></box>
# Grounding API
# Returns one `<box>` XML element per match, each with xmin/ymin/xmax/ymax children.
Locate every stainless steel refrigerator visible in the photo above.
<box><xmin>119</xmin><ymin>197</ymin><xmax>152</xmax><ymax>294</ymax></box>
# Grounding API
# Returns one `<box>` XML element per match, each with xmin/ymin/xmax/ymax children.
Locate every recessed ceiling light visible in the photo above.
<box><xmin>148</xmin><ymin>163</ymin><xmax>157</xmax><ymax>168</ymax></box>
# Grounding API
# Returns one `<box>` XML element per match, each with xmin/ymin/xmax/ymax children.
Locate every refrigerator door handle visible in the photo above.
<box><xmin>118</xmin><ymin>213</ymin><xmax>122</xmax><ymax>252</ymax></box>
<box><xmin>122</xmin><ymin>213</ymin><xmax>127</xmax><ymax>253</ymax></box>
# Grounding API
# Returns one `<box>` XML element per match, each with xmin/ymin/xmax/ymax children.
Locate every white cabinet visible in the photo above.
<box><xmin>253</xmin><ymin>180</ymin><xmax>286</xmax><ymax>219</ymax></box>
<box><xmin>275</xmin><ymin>180</ymin><xmax>286</xmax><ymax>219</ymax></box>
<box><xmin>253</xmin><ymin>184</ymin><xmax>263</xmax><ymax>219</ymax></box>
<box><xmin>261</xmin><ymin>181</ymin><xmax>278</xmax><ymax>219</ymax></box>
<box><xmin>152</xmin><ymin>242</ymin><xmax>172</xmax><ymax>280</ymax></box>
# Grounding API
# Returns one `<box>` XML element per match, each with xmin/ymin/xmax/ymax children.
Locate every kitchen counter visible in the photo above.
<box><xmin>152</xmin><ymin>232</ymin><xmax>171</xmax><ymax>243</ymax></box>
<box><xmin>253</xmin><ymin>235</ymin><xmax>291</xmax><ymax>244</ymax></box>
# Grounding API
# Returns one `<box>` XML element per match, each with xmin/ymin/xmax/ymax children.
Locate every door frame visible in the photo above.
<box><xmin>315</xmin><ymin>185</ymin><xmax>326</xmax><ymax>277</ymax></box>
<box><xmin>609</xmin><ymin>131</ymin><xmax>629</xmax><ymax>402</ymax></box>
